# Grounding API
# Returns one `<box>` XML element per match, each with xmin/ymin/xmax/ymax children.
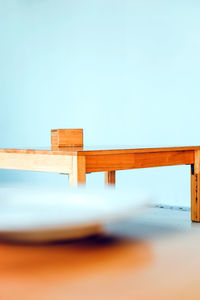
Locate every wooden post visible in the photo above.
<box><xmin>68</xmin><ymin>156</ymin><xmax>86</xmax><ymax>186</ymax></box>
<box><xmin>191</xmin><ymin>150</ymin><xmax>200</xmax><ymax>222</ymax></box>
<box><xmin>105</xmin><ymin>171</ymin><xmax>116</xmax><ymax>186</ymax></box>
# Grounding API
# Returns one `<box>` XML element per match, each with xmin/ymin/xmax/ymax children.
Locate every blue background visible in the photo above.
<box><xmin>1</xmin><ymin>0</ymin><xmax>200</xmax><ymax>206</ymax></box>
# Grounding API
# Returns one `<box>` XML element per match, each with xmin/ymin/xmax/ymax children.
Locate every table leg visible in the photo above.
<box><xmin>68</xmin><ymin>156</ymin><xmax>86</xmax><ymax>186</ymax></box>
<box><xmin>105</xmin><ymin>171</ymin><xmax>116</xmax><ymax>186</ymax></box>
<box><xmin>191</xmin><ymin>150</ymin><xmax>200</xmax><ymax>222</ymax></box>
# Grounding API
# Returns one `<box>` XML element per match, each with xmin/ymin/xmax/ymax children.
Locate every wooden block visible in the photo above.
<box><xmin>51</xmin><ymin>129</ymin><xmax>83</xmax><ymax>148</ymax></box>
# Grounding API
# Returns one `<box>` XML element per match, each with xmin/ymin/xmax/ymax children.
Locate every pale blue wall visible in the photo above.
<box><xmin>1</xmin><ymin>0</ymin><xmax>200</xmax><ymax>206</ymax></box>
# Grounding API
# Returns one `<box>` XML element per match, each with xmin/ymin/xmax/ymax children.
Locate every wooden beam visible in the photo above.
<box><xmin>0</xmin><ymin>153</ymin><xmax>72</xmax><ymax>173</ymax></box>
<box><xmin>86</xmin><ymin>151</ymin><xmax>194</xmax><ymax>173</ymax></box>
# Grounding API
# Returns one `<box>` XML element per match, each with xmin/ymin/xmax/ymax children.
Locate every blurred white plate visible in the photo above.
<box><xmin>0</xmin><ymin>188</ymin><xmax>150</xmax><ymax>242</ymax></box>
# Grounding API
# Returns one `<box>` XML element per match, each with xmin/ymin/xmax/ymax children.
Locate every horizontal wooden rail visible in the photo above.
<box><xmin>0</xmin><ymin>153</ymin><xmax>73</xmax><ymax>173</ymax></box>
<box><xmin>85</xmin><ymin>150</ymin><xmax>194</xmax><ymax>173</ymax></box>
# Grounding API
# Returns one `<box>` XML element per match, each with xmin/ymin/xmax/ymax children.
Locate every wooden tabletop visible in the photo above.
<box><xmin>0</xmin><ymin>145</ymin><xmax>200</xmax><ymax>156</ymax></box>
<box><xmin>1</xmin><ymin>228</ymin><xmax>200</xmax><ymax>300</ymax></box>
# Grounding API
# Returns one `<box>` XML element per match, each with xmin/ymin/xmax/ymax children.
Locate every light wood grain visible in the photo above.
<box><xmin>0</xmin><ymin>149</ymin><xmax>78</xmax><ymax>155</ymax></box>
<box><xmin>68</xmin><ymin>156</ymin><xmax>86</xmax><ymax>186</ymax></box>
<box><xmin>51</xmin><ymin>129</ymin><xmax>83</xmax><ymax>147</ymax></box>
<box><xmin>0</xmin><ymin>153</ymin><xmax>73</xmax><ymax>173</ymax></box>
<box><xmin>105</xmin><ymin>171</ymin><xmax>116</xmax><ymax>185</ymax></box>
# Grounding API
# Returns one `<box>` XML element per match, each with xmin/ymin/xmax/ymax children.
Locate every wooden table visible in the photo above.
<box><xmin>0</xmin><ymin>128</ymin><xmax>200</xmax><ymax>222</ymax></box>
<box><xmin>0</xmin><ymin>227</ymin><xmax>200</xmax><ymax>300</ymax></box>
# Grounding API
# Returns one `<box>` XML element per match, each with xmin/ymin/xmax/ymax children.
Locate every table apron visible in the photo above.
<box><xmin>0</xmin><ymin>153</ymin><xmax>73</xmax><ymax>173</ymax></box>
<box><xmin>85</xmin><ymin>150</ymin><xmax>194</xmax><ymax>173</ymax></box>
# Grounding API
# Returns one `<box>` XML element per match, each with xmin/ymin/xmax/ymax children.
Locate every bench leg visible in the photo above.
<box><xmin>68</xmin><ymin>156</ymin><xmax>86</xmax><ymax>186</ymax></box>
<box><xmin>191</xmin><ymin>150</ymin><xmax>200</xmax><ymax>222</ymax></box>
<box><xmin>105</xmin><ymin>171</ymin><xmax>116</xmax><ymax>186</ymax></box>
